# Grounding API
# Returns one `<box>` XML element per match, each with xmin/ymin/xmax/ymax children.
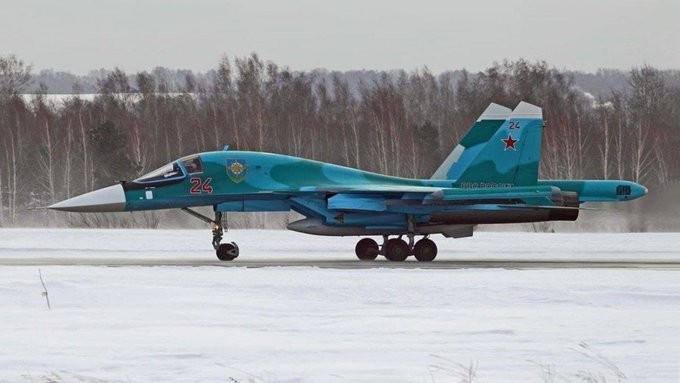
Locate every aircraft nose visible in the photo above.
<box><xmin>48</xmin><ymin>184</ymin><xmax>126</xmax><ymax>212</ymax></box>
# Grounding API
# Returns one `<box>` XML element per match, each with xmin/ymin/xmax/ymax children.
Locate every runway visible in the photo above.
<box><xmin>2</xmin><ymin>230</ymin><xmax>679</xmax><ymax>270</ymax></box>
<box><xmin>2</xmin><ymin>257</ymin><xmax>680</xmax><ymax>269</ymax></box>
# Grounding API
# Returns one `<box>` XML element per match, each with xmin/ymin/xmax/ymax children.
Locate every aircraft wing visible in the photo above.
<box><xmin>305</xmin><ymin>185</ymin><xmax>560</xmax><ymax>212</ymax></box>
<box><xmin>297</xmin><ymin>184</ymin><xmax>444</xmax><ymax>195</ymax></box>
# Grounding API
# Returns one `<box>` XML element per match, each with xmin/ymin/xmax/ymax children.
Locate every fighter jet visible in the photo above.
<box><xmin>48</xmin><ymin>102</ymin><xmax>647</xmax><ymax>261</ymax></box>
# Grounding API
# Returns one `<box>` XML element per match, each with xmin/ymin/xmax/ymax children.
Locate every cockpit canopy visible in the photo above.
<box><xmin>134</xmin><ymin>155</ymin><xmax>203</xmax><ymax>184</ymax></box>
<box><xmin>181</xmin><ymin>155</ymin><xmax>203</xmax><ymax>175</ymax></box>
<box><xmin>134</xmin><ymin>162</ymin><xmax>183</xmax><ymax>183</ymax></box>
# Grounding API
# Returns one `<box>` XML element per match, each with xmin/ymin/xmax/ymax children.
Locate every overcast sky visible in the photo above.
<box><xmin>1</xmin><ymin>0</ymin><xmax>678</xmax><ymax>74</ymax></box>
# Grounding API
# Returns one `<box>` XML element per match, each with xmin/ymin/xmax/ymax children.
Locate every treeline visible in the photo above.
<box><xmin>24</xmin><ymin>64</ymin><xmax>680</xmax><ymax>100</ymax></box>
<box><xmin>0</xmin><ymin>54</ymin><xmax>678</xmax><ymax>228</ymax></box>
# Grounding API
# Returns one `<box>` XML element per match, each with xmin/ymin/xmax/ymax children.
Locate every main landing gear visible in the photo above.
<box><xmin>354</xmin><ymin>234</ymin><xmax>438</xmax><ymax>262</ymax></box>
<box><xmin>181</xmin><ymin>208</ymin><xmax>239</xmax><ymax>261</ymax></box>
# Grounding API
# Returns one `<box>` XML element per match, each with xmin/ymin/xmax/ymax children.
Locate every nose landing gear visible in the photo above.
<box><xmin>181</xmin><ymin>208</ymin><xmax>239</xmax><ymax>261</ymax></box>
<box><xmin>212</xmin><ymin>214</ymin><xmax>239</xmax><ymax>261</ymax></box>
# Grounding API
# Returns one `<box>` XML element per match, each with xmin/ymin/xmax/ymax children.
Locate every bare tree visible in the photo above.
<box><xmin>627</xmin><ymin>66</ymin><xmax>668</xmax><ymax>184</ymax></box>
<box><xmin>596</xmin><ymin>100</ymin><xmax>612</xmax><ymax>179</ymax></box>
<box><xmin>0</xmin><ymin>55</ymin><xmax>32</xmax><ymax>96</ymax></box>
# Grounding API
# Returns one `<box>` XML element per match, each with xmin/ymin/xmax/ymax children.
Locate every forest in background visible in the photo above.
<box><xmin>1</xmin><ymin>54</ymin><xmax>679</xmax><ymax>230</ymax></box>
<box><xmin>23</xmin><ymin>63</ymin><xmax>680</xmax><ymax>100</ymax></box>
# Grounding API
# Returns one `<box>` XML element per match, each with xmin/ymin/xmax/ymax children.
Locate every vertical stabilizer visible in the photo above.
<box><xmin>431</xmin><ymin>103</ymin><xmax>512</xmax><ymax>180</ymax></box>
<box><xmin>454</xmin><ymin>101</ymin><xmax>543</xmax><ymax>187</ymax></box>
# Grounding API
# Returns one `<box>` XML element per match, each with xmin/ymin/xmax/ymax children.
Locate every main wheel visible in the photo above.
<box><xmin>355</xmin><ymin>238</ymin><xmax>379</xmax><ymax>260</ymax></box>
<box><xmin>384</xmin><ymin>238</ymin><xmax>410</xmax><ymax>262</ymax></box>
<box><xmin>413</xmin><ymin>238</ymin><xmax>437</xmax><ymax>262</ymax></box>
<box><xmin>216</xmin><ymin>242</ymin><xmax>239</xmax><ymax>261</ymax></box>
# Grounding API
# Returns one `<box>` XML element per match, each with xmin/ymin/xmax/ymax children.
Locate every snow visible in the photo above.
<box><xmin>1</xmin><ymin>229</ymin><xmax>679</xmax><ymax>382</ymax></box>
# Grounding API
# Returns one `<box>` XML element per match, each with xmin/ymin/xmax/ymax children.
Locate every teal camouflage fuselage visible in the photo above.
<box><xmin>119</xmin><ymin>149</ymin><xmax>645</xmax><ymax>234</ymax></box>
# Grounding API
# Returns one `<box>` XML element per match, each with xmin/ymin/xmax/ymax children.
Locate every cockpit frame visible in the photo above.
<box><xmin>122</xmin><ymin>155</ymin><xmax>204</xmax><ymax>190</ymax></box>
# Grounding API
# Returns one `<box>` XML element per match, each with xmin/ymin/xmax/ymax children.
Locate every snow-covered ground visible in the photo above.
<box><xmin>1</xmin><ymin>229</ymin><xmax>679</xmax><ymax>382</ymax></box>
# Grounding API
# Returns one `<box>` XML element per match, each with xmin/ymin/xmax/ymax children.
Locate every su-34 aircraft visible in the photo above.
<box><xmin>49</xmin><ymin>102</ymin><xmax>647</xmax><ymax>261</ymax></box>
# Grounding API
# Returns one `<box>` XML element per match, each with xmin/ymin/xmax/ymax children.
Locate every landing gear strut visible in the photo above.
<box><xmin>181</xmin><ymin>208</ymin><xmax>239</xmax><ymax>261</ymax></box>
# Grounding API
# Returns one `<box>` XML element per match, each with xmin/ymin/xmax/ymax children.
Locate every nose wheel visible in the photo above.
<box><xmin>216</xmin><ymin>242</ymin><xmax>239</xmax><ymax>261</ymax></box>
<box><xmin>181</xmin><ymin>208</ymin><xmax>239</xmax><ymax>261</ymax></box>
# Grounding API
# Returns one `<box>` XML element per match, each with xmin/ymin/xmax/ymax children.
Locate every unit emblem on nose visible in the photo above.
<box><xmin>226</xmin><ymin>159</ymin><xmax>248</xmax><ymax>183</ymax></box>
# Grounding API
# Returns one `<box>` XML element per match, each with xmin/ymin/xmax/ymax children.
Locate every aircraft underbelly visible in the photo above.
<box><xmin>216</xmin><ymin>199</ymin><xmax>291</xmax><ymax>212</ymax></box>
<box><xmin>430</xmin><ymin>207</ymin><xmax>578</xmax><ymax>224</ymax></box>
<box><xmin>286</xmin><ymin>217</ymin><xmax>472</xmax><ymax>238</ymax></box>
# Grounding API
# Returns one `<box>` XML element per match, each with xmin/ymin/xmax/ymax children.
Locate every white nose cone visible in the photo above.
<box><xmin>48</xmin><ymin>184</ymin><xmax>126</xmax><ymax>212</ymax></box>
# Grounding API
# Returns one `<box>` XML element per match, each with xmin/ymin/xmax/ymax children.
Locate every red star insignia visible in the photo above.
<box><xmin>502</xmin><ymin>134</ymin><xmax>518</xmax><ymax>150</ymax></box>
